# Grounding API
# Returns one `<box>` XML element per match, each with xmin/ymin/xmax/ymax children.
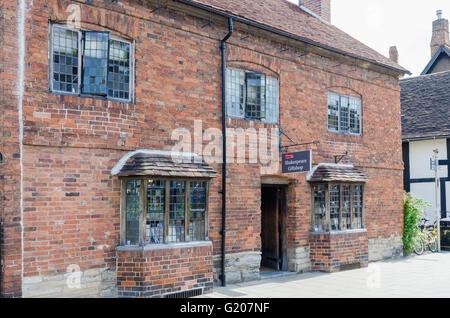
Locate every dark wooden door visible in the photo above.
<box><xmin>261</xmin><ymin>187</ymin><xmax>280</xmax><ymax>270</ymax></box>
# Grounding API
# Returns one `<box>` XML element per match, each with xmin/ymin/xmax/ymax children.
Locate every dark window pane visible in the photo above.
<box><xmin>169</xmin><ymin>181</ymin><xmax>185</xmax><ymax>243</ymax></box>
<box><xmin>146</xmin><ymin>180</ymin><xmax>165</xmax><ymax>244</ymax></box>
<box><xmin>52</xmin><ymin>27</ymin><xmax>79</xmax><ymax>93</ymax></box>
<box><xmin>108</xmin><ymin>39</ymin><xmax>131</xmax><ymax>100</ymax></box>
<box><xmin>246</xmin><ymin>73</ymin><xmax>266</xmax><ymax>120</ymax></box>
<box><xmin>82</xmin><ymin>31</ymin><xmax>109</xmax><ymax>95</ymax></box>
<box><xmin>125</xmin><ymin>180</ymin><xmax>140</xmax><ymax>245</ymax></box>
<box><xmin>190</xmin><ymin>181</ymin><xmax>206</xmax><ymax>241</ymax></box>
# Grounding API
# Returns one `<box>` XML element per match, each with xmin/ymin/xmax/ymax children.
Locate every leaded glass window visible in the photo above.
<box><xmin>327</xmin><ymin>93</ymin><xmax>362</xmax><ymax>135</ymax></box>
<box><xmin>190</xmin><ymin>181</ymin><xmax>206</xmax><ymax>241</ymax></box>
<box><xmin>125</xmin><ymin>180</ymin><xmax>140</xmax><ymax>245</ymax></box>
<box><xmin>122</xmin><ymin>178</ymin><xmax>210</xmax><ymax>246</ymax></box>
<box><xmin>226</xmin><ymin>68</ymin><xmax>278</xmax><ymax>123</ymax></box>
<box><xmin>341</xmin><ymin>185</ymin><xmax>351</xmax><ymax>230</ymax></box>
<box><xmin>329</xmin><ymin>185</ymin><xmax>340</xmax><ymax>231</ymax></box>
<box><xmin>108</xmin><ymin>39</ymin><xmax>131</xmax><ymax>100</ymax></box>
<box><xmin>226</xmin><ymin>69</ymin><xmax>245</xmax><ymax>118</ymax></box>
<box><xmin>349</xmin><ymin>97</ymin><xmax>362</xmax><ymax>135</ymax></box>
<box><xmin>266</xmin><ymin>76</ymin><xmax>279</xmax><ymax>124</ymax></box>
<box><xmin>82</xmin><ymin>31</ymin><xmax>109</xmax><ymax>95</ymax></box>
<box><xmin>246</xmin><ymin>73</ymin><xmax>266</xmax><ymax>120</ymax></box>
<box><xmin>146</xmin><ymin>180</ymin><xmax>165</xmax><ymax>244</ymax></box>
<box><xmin>169</xmin><ymin>181</ymin><xmax>186</xmax><ymax>243</ymax></box>
<box><xmin>353</xmin><ymin>185</ymin><xmax>363</xmax><ymax>229</ymax></box>
<box><xmin>50</xmin><ymin>24</ymin><xmax>133</xmax><ymax>102</ymax></box>
<box><xmin>312</xmin><ymin>184</ymin><xmax>327</xmax><ymax>232</ymax></box>
<box><xmin>311</xmin><ymin>183</ymin><xmax>364</xmax><ymax>232</ymax></box>
<box><xmin>51</xmin><ymin>27</ymin><xmax>79</xmax><ymax>94</ymax></box>
<box><xmin>327</xmin><ymin>93</ymin><xmax>339</xmax><ymax>132</ymax></box>
<box><xmin>339</xmin><ymin>96</ymin><xmax>349</xmax><ymax>133</ymax></box>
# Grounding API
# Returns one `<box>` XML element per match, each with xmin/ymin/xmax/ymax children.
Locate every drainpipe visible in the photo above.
<box><xmin>221</xmin><ymin>17</ymin><xmax>233</xmax><ymax>287</ymax></box>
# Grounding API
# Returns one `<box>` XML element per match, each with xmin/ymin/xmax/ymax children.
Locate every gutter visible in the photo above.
<box><xmin>220</xmin><ymin>17</ymin><xmax>233</xmax><ymax>287</ymax></box>
<box><xmin>173</xmin><ymin>0</ymin><xmax>411</xmax><ymax>75</ymax></box>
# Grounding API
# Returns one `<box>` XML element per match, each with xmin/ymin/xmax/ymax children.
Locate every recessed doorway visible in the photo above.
<box><xmin>261</xmin><ymin>185</ymin><xmax>287</xmax><ymax>272</ymax></box>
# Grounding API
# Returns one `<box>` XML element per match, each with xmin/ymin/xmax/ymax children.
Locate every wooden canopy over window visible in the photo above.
<box><xmin>112</xmin><ymin>150</ymin><xmax>218</xmax><ymax>178</ymax></box>
<box><xmin>307</xmin><ymin>164</ymin><xmax>368</xmax><ymax>183</ymax></box>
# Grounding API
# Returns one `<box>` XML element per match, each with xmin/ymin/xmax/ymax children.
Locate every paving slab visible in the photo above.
<box><xmin>198</xmin><ymin>252</ymin><xmax>450</xmax><ymax>298</ymax></box>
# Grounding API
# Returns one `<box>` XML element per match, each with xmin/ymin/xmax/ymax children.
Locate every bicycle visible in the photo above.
<box><xmin>414</xmin><ymin>218</ymin><xmax>438</xmax><ymax>255</ymax></box>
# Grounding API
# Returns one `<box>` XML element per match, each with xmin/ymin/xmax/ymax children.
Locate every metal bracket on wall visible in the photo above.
<box><xmin>240</xmin><ymin>25</ymin><xmax>250</xmax><ymax>40</ymax></box>
<box><xmin>280</xmin><ymin>39</ymin><xmax>290</xmax><ymax>53</ymax></box>
<box><xmin>201</xmin><ymin>12</ymin><xmax>212</xmax><ymax>28</ymax></box>
<box><xmin>298</xmin><ymin>47</ymin><xmax>309</xmax><ymax>58</ymax></box>
<box><xmin>334</xmin><ymin>151</ymin><xmax>349</xmax><ymax>164</ymax></box>
<box><xmin>279</xmin><ymin>128</ymin><xmax>319</xmax><ymax>153</ymax></box>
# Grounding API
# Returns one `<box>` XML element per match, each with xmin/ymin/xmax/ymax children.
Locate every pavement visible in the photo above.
<box><xmin>199</xmin><ymin>251</ymin><xmax>450</xmax><ymax>298</ymax></box>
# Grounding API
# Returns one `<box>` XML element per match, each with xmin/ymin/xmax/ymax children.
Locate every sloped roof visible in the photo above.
<box><xmin>421</xmin><ymin>45</ymin><xmax>450</xmax><ymax>75</ymax></box>
<box><xmin>400</xmin><ymin>71</ymin><xmax>450</xmax><ymax>140</ymax></box>
<box><xmin>112</xmin><ymin>150</ymin><xmax>218</xmax><ymax>178</ymax></box>
<box><xmin>307</xmin><ymin>164</ymin><xmax>368</xmax><ymax>183</ymax></box>
<box><xmin>178</xmin><ymin>0</ymin><xmax>409</xmax><ymax>74</ymax></box>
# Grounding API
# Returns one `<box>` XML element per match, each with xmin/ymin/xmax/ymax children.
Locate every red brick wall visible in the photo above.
<box><xmin>0</xmin><ymin>0</ymin><xmax>23</xmax><ymax>297</ymax></box>
<box><xmin>116</xmin><ymin>243</ymin><xmax>213</xmax><ymax>298</ymax></box>
<box><xmin>310</xmin><ymin>231</ymin><xmax>369</xmax><ymax>272</ymax></box>
<box><xmin>0</xmin><ymin>0</ymin><xmax>404</xmax><ymax>296</ymax></box>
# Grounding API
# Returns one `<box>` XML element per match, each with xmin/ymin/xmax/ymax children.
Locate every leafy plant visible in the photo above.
<box><xmin>403</xmin><ymin>192</ymin><xmax>430</xmax><ymax>253</ymax></box>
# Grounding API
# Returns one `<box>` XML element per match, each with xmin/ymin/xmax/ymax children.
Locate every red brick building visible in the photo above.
<box><xmin>0</xmin><ymin>0</ymin><xmax>409</xmax><ymax>297</ymax></box>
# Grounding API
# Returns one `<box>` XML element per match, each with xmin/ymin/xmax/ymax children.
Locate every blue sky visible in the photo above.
<box><xmin>288</xmin><ymin>0</ymin><xmax>450</xmax><ymax>76</ymax></box>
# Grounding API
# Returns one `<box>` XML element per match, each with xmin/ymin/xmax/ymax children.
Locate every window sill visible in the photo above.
<box><xmin>116</xmin><ymin>240</ymin><xmax>212</xmax><ymax>251</ymax></box>
<box><xmin>48</xmin><ymin>90</ymin><xmax>133</xmax><ymax>105</ymax></box>
<box><xmin>226</xmin><ymin>116</ymin><xmax>279</xmax><ymax>126</ymax></box>
<box><xmin>310</xmin><ymin>229</ymin><xmax>367</xmax><ymax>235</ymax></box>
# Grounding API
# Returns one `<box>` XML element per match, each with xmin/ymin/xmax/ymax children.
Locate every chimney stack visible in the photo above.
<box><xmin>431</xmin><ymin>10</ymin><xmax>449</xmax><ymax>57</ymax></box>
<box><xmin>389</xmin><ymin>46</ymin><xmax>399</xmax><ymax>64</ymax></box>
<box><xmin>299</xmin><ymin>0</ymin><xmax>331</xmax><ymax>23</ymax></box>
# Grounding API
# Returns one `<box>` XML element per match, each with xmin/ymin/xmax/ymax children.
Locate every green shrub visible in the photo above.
<box><xmin>403</xmin><ymin>192</ymin><xmax>430</xmax><ymax>253</ymax></box>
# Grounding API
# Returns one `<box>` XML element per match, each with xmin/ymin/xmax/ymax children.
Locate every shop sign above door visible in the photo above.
<box><xmin>282</xmin><ymin>150</ymin><xmax>312</xmax><ymax>174</ymax></box>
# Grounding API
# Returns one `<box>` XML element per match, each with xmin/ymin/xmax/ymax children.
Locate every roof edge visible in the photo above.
<box><xmin>111</xmin><ymin>149</ymin><xmax>198</xmax><ymax>176</ymax></box>
<box><xmin>421</xmin><ymin>45</ymin><xmax>450</xmax><ymax>75</ymax></box>
<box><xmin>173</xmin><ymin>0</ymin><xmax>411</xmax><ymax>75</ymax></box>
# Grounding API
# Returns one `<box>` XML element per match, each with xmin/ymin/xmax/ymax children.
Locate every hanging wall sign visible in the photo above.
<box><xmin>282</xmin><ymin>150</ymin><xmax>312</xmax><ymax>174</ymax></box>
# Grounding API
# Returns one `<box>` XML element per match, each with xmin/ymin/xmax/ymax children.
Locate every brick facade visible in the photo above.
<box><xmin>0</xmin><ymin>0</ymin><xmax>405</xmax><ymax>297</ymax></box>
<box><xmin>116</xmin><ymin>243</ymin><xmax>213</xmax><ymax>298</ymax></box>
<box><xmin>310</xmin><ymin>231</ymin><xmax>369</xmax><ymax>272</ymax></box>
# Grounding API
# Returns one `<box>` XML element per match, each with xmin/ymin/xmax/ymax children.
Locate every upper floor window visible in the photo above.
<box><xmin>122</xmin><ymin>178</ymin><xmax>209</xmax><ymax>246</ymax></box>
<box><xmin>50</xmin><ymin>24</ymin><xmax>134</xmax><ymax>102</ymax></box>
<box><xmin>226</xmin><ymin>69</ymin><xmax>279</xmax><ymax>124</ymax></box>
<box><xmin>327</xmin><ymin>93</ymin><xmax>361</xmax><ymax>135</ymax></box>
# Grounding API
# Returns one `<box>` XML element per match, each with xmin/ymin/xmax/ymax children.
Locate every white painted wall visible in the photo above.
<box><xmin>408</xmin><ymin>138</ymin><xmax>449</xmax><ymax>222</ymax></box>
<box><xmin>410</xmin><ymin>183</ymin><xmax>440</xmax><ymax>222</ymax></box>
<box><xmin>409</xmin><ymin>139</ymin><xmax>447</xmax><ymax>179</ymax></box>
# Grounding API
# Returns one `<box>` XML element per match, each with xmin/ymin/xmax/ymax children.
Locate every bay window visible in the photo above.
<box><xmin>311</xmin><ymin>183</ymin><xmax>365</xmax><ymax>232</ymax></box>
<box><xmin>122</xmin><ymin>178</ymin><xmax>210</xmax><ymax>246</ymax></box>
